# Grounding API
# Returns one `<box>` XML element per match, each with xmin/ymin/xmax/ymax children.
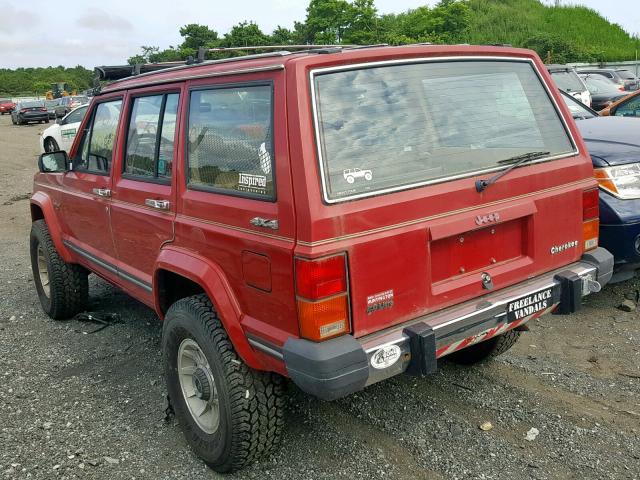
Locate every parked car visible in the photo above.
<box><xmin>39</xmin><ymin>104</ymin><xmax>89</xmax><ymax>153</ymax></box>
<box><xmin>54</xmin><ymin>95</ymin><xmax>89</xmax><ymax>118</ymax></box>
<box><xmin>44</xmin><ymin>99</ymin><xmax>62</xmax><ymax>119</ymax></box>
<box><xmin>546</xmin><ymin>64</ymin><xmax>591</xmax><ymax>107</ymax></box>
<box><xmin>578</xmin><ymin>68</ymin><xmax>640</xmax><ymax>91</ymax></box>
<box><xmin>600</xmin><ymin>89</ymin><xmax>640</xmax><ymax>118</ymax></box>
<box><xmin>579</xmin><ymin>74</ymin><xmax>628</xmax><ymax>111</ymax></box>
<box><xmin>11</xmin><ymin>100</ymin><xmax>49</xmax><ymax>125</ymax></box>
<box><xmin>30</xmin><ymin>45</ymin><xmax>613</xmax><ymax>472</ymax></box>
<box><xmin>0</xmin><ymin>98</ymin><xmax>16</xmax><ymax>115</ymax></box>
<box><xmin>561</xmin><ymin>91</ymin><xmax>640</xmax><ymax>280</ymax></box>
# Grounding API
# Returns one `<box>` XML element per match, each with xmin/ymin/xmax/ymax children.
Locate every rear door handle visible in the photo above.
<box><xmin>145</xmin><ymin>199</ymin><xmax>170</xmax><ymax>210</ymax></box>
<box><xmin>92</xmin><ymin>188</ymin><xmax>111</xmax><ymax>197</ymax></box>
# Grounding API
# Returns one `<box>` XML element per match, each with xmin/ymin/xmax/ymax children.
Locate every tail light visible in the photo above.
<box><xmin>20</xmin><ymin>108</ymin><xmax>27</xmax><ymax>113</ymax></box>
<box><xmin>40</xmin><ymin>107</ymin><xmax>47</xmax><ymax>112</ymax></box>
<box><xmin>582</xmin><ymin>188</ymin><xmax>599</xmax><ymax>251</ymax></box>
<box><xmin>295</xmin><ymin>254</ymin><xmax>350</xmax><ymax>341</ymax></box>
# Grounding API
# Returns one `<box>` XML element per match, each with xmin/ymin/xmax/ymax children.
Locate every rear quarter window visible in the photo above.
<box><xmin>186</xmin><ymin>84</ymin><xmax>274</xmax><ymax>200</ymax></box>
<box><xmin>312</xmin><ymin>59</ymin><xmax>576</xmax><ymax>202</ymax></box>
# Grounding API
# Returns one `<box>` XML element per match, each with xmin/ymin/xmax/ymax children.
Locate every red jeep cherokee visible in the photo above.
<box><xmin>30</xmin><ymin>45</ymin><xmax>613</xmax><ymax>472</ymax></box>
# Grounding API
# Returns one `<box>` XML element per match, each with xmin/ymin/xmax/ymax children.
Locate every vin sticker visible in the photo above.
<box><xmin>367</xmin><ymin>289</ymin><xmax>394</xmax><ymax>314</ymax></box>
<box><xmin>238</xmin><ymin>173</ymin><xmax>267</xmax><ymax>194</ymax></box>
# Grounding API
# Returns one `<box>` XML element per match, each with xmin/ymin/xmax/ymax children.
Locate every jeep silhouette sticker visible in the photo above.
<box><xmin>343</xmin><ymin>168</ymin><xmax>373</xmax><ymax>184</ymax></box>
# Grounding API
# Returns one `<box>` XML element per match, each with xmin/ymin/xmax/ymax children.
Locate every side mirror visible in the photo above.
<box><xmin>38</xmin><ymin>151</ymin><xmax>69</xmax><ymax>173</ymax></box>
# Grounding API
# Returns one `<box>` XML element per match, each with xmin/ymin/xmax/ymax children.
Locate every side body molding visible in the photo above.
<box><xmin>154</xmin><ymin>246</ymin><xmax>262</xmax><ymax>369</ymax></box>
<box><xmin>30</xmin><ymin>192</ymin><xmax>72</xmax><ymax>262</ymax></box>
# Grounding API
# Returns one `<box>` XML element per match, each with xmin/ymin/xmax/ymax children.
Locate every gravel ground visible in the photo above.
<box><xmin>0</xmin><ymin>114</ymin><xmax>639</xmax><ymax>479</ymax></box>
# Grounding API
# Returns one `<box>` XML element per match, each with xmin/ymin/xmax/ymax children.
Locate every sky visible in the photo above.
<box><xmin>0</xmin><ymin>0</ymin><xmax>638</xmax><ymax>69</ymax></box>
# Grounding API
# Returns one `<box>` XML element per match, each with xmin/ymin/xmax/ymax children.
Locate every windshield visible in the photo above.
<box><xmin>561</xmin><ymin>92</ymin><xmax>596</xmax><ymax>120</ymax></box>
<box><xmin>313</xmin><ymin>59</ymin><xmax>575</xmax><ymax>202</ymax></box>
<box><xmin>550</xmin><ymin>70</ymin><xmax>585</xmax><ymax>93</ymax></box>
<box><xmin>617</xmin><ymin>70</ymin><xmax>637</xmax><ymax>80</ymax></box>
<box><xmin>582</xmin><ymin>75</ymin><xmax>621</xmax><ymax>94</ymax></box>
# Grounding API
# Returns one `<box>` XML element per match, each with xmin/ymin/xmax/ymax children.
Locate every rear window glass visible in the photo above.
<box><xmin>21</xmin><ymin>101</ymin><xmax>44</xmax><ymax>108</ymax></box>
<box><xmin>550</xmin><ymin>70</ymin><xmax>585</xmax><ymax>93</ymax></box>
<box><xmin>313</xmin><ymin>60</ymin><xmax>575</xmax><ymax>202</ymax></box>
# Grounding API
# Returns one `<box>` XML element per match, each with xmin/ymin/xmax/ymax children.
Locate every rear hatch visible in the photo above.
<box><xmin>291</xmin><ymin>47</ymin><xmax>596</xmax><ymax>338</ymax></box>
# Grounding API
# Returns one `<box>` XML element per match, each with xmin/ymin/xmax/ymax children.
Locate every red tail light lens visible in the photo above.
<box><xmin>295</xmin><ymin>254</ymin><xmax>350</xmax><ymax>341</ymax></box>
<box><xmin>40</xmin><ymin>107</ymin><xmax>47</xmax><ymax>112</ymax></box>
<box><xmin>20</xmin><ymin>108</ymin><xmax>27</xmax><ymax>113</ymax></box>
<box><xmin>295</xmin><ymin>255</ymin><xmax>347</xmax><ymax>300</ymax></box>
<box><xmin>583</xmin><ymin>188</ymin><xmax>599</xmax><ymax>251</ymax></box>
<box><xmin>583</xmin><ymin>188</ymin><xmax>599</xmax><ymax>220</ymax></box>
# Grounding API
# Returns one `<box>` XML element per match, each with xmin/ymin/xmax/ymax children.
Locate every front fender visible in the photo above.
<box><xmin>154</xmin><ymin>246</ymin><xmax>263</xmax><ymax>370</ymax></box>
<box><xmin>30</xmin><ymin>192</ymin><xmax>72</xmax><ymax>262</ymax></box>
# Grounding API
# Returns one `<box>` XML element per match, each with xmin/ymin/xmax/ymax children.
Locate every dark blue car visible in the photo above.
<box><xmin>562</xmin><ymin>91</ymin><xmax>640</xmax><ymax>281</ymax></box>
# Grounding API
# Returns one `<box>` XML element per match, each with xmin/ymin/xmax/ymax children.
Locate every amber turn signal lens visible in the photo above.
<box><xmin>583</xmin><ymin>218</ymin><xmax>599</xmax><ymax>251</ymax></box>
<box><xmin>297</xmin><ymin>294</ymin><xmax>349</xmax><ymax>341</ymax></box>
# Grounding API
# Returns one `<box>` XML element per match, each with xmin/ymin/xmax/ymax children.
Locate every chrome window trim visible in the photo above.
<box><xmin>309</xmin><ymin>56</ymin><xmax>580</xmax><ymax>204</ymax></box>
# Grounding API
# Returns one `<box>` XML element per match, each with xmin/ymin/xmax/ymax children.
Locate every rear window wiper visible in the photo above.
<box><xmin>475</xmin><ymin>151</ymin><xmax>551</xmax><ymax>193</ymax></box>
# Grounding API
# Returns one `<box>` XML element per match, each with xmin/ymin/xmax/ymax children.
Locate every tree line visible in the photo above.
<box><xmin>0</xmin><ymin>66</ymin><xmax>93</xmax><ymax>97</ymax></box>
<box><xmin>127</xmin><ymin>0</ymin><xmax>639</xmax><ymax>66</ymax></box>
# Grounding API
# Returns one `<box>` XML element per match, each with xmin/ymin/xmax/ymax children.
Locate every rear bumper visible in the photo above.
<box><xmin>282</xmin><ymin>248</ymin><xmax>613</xmax><ymax>400</ymax></box>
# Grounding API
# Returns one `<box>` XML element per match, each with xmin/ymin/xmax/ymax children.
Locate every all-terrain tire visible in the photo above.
<box><xmin>447</xmin><ymin>330</ymin><xmax>521</xmax><ymax>365</ymax></box>
<box><xmin>163</xmin><ymin>294</ymin><xmax>285</xmax><ymax>473</ymax></box>
<box><xmin>30</xmin><ymin>219</ymin><xmax>88</xmax><ymax>319</ymax></box>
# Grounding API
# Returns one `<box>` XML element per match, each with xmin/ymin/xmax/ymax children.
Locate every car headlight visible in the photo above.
<box><xmin>594</xmin><ymin>163</ymin><xmax>640</xmax><ymax>199</ymax></box>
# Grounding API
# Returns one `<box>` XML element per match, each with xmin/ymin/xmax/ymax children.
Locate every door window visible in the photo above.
<box><xmin>124</xmin><ymin>93</ymin><xmax>179</xmax><ymax>179</ymax></box>
<box><xmin>74</xmin><ymin>99</ymin><xmax>122</xmax><ymax>174</ymax></box>
<box><xmin>187</xmin><ymin>84</ymin><xmax>274</xmax><ymax>199</ymax></box>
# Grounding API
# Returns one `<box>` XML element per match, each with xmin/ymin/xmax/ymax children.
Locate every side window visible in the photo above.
<box><xmin>63</xmin><ymin>106</ymin><xmax>87</xmax><ymax>125</ymax></box>
<box><xmin>615</xmin><ymin>97</ymin><xmax>640</xmax><ymax>117</ymax></box>
<box><xmin>187</xmin><ymin>84</ymin><xmax>274</xmax><ymax>199</ymax></box>
<box><xmin>124</xmin><ymin>93</ymin><xmax>179</xmax><ymax>179</ymax></box>
<box><xmin>75</xmin><ymin>99</ymin><xmax>122</xmax><ymax>173</ymax></box>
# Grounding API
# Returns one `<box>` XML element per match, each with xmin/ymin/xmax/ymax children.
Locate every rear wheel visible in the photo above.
<box><xmin>163</xmin><ymin>294</ymin><xmax>285</xmax><ymax>473</ymax></box>
<box><xmin>44</xmin><ymin>137</ymin><xmax>59</xmax><ymax>152</ymax></box>
<box><xmin>30</xmin><ymin>220</ymin><xmax>88</xmax><ymax>319</ymax></box>
<box><xmin>446</xmin><ymin>330</ymin><xmax>521</xmax><ymax>365</ymax></box>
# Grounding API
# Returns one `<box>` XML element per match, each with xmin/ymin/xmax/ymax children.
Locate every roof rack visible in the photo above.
<box><xmin>94</xmin><ymin>43</ymin><xmax>391</xmax><ymax>92</ymax></box>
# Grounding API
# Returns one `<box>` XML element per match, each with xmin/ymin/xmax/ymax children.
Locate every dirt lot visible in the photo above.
<box><xmin>0</xmin><ymin>113</ymin><xmax>639</xmax><ymax>480</ymax></box>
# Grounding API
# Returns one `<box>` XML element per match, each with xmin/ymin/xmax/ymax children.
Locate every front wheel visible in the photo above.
<box><xmin>44</xmin><ymin>137</ymin><xmax>59</xmax><ymax>152</ymax></box>
<box><xmin>163</xmin><ymin>294</ymin><xmax>285</xmax><ymax>473</ymax></box>
<box><xmin>30</xmin><ymin>220</ymin><xmax>88</xmax><ymax>319</ymax></box>
<box><xmin>446</xmin><ymin>330</ymin><xmax>521</xmax><ymax>365</ymax></box>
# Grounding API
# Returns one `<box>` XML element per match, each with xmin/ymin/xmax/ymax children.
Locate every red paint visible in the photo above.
<box><xmin>32</xmin><ymin>45</ymin><xmax>598</xmax><ymax>374</ymax></box>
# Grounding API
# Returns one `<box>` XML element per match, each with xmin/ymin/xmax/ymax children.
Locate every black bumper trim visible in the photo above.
<box><xmin>283</xmin><ymin>336</ymin><xmax>368</xmax><ymax>401</ymax></box>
